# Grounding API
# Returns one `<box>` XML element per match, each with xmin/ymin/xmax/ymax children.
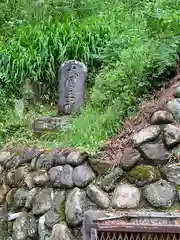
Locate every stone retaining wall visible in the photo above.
<box><xmin>1</xmin><ymin>87</ymin><xmax>180</xmax><ymax>239</ymax></box>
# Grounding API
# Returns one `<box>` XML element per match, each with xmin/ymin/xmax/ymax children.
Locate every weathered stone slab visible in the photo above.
<box><xmin>32</xmin><ymin>170</ymin><xmax>49</xmax><ymax>187</ymax></box>
<box><xmin>58</xmin><ymin>60</ymin><xmax>88</xmax><ymax>115</ymax></box>
<box><xmin>32</xmin><ymin>116</ymin><xmax>70</xmax><ymax>133</ymax></box>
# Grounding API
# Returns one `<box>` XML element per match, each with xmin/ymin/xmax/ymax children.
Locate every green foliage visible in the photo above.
<box><xmin>0</xmin><ymin>0</ymin><xmax>180</xmax><ymax>150</ymax></box>
<box><xmin>128</xmin><ymin>165</ymin><xmax>161</xmax><ymax>183</ymax></box>
<box><xmin>59</xmin><ymin>200</ymin><xmax>66</xmax><ymax>222</ymax></box>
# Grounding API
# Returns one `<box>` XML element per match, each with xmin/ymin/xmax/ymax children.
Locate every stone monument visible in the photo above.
<box><xmin>58</xmin><ymin>60</ymin><xmax>88</xmax><ymax>115</ymax></box>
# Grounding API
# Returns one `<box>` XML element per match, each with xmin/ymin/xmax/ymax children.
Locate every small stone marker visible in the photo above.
<box><xmin>58</xmin><ymin>60</ymin><xmax>88</xmax><ymax>115</ymax></box>
<box><xmin>32</xmin><ymin>116</ymin><xmax>70</xmax><ymax>133</ymax></box>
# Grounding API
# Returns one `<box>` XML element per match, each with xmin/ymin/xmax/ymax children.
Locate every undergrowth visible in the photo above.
<box><xmin>0</xmin><ymin>0</ymin><xmax>180</xmax><ymax>152</ymax></box>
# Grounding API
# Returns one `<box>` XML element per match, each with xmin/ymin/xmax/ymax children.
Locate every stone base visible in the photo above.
<box><xmin>32</xmin><ymin>116</ymin><xmax>70</xmax><ymax>133</ymax></box>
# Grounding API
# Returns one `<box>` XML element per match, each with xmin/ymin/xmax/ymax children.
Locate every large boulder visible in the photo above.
<box><xmin>164</xmin><ymin>163</ymin><xmax>180</xmax><ymax>185</ymax></box>
<box><xmin>167</xmin><ymin>99</ymin><xmax>180</xmax><ymax>122</ymax></box>
<box><xmin>59</xmin><ymin>165</ymin><xmax>74</xmax><ymax>188</ymax></box>
<box><xmin>112</xmin><ymin>184</ymin><xmax>141</xmax><ymax>209</ymax></box>
<box><xmin>6</xmin><ymin>188</ymin><xmax>17</xmax><ymax>206</ymax></box>
<box><xmin>131</xmin><ymin>125</ymin><xmax>161</xmax><ymax>146</ymax></box>
<box><xmin>5</xmin><ymin>155</ymin><xmax>21</xmax><ymax>170</ymax></box>
<box><xmin>49</xmin><ymin>166</ymin><xmax>62</xmax><ymax>188</ymax></box>
<box><xmin>31</xmin><ymin>158</ymin><xmax>37</xmax><ymax>171</ymax></box>
<box><xmin>0</xmin><ymin>184</ymin><xmax>10</xmax><ymax>204</ymax></box>
<box><xmin>84</xmin><ymin>198</ymin><xmax>99</xmax><ymax>212</ymax></box>
<box><xmin>5</xmin><ymin>166</ymin><xmax>29</xmax><ymax>188</ymax></box>
<box><xmin>13</xmin><ymin>212</ymin><xmax>37</xmax><ymax>240</ymax></box>
<box><xmin>72</xmin><ymin>164</ymin><xmax>95</xmax><ymax>188</ymax></box>
<box><xmin>44</xmin><ymin>210</ymin><xmax>60</xmax><ymax>228</ymax></box>
<box><xmin>0</xmin><ymin>206</ymin><xmax>8</xmax><ymax>239</ymax></box>
<box><xmin>66</xmin><ymin>151</ymin><xmax>88</xmax><ymax>166</ymax></box>
<box><xmin>15</xmin><ymin>148</ymin><xmax>42</xmax><ymax>168</ymax></box>
<box><xmin>25</xmin><ymin>188</ymin><xmax>39</xmax><ymax>210</ymax></box>
<box><xmin>163</xmin><ymin>124</ymin><xmax>180</xmax><ymax>147</ymax></box>
<box><xmin>173</xmin><ymin>145</ymin><xmax>180</xmax><ymax>161</ymax></box>
<box><xmin>36</xmin><ymin>153</ymin><xmax>53</xmax><ymax>170</ymax></box>
<box><xmin>52</xmin><ymin>190</ymin><xmax>66</xmax><ymax>213</ymax></box>
<box><xmin>32</xmin><ymin>188</ymin><xmax>53</xmax><ymax>215</ymax></box>
<box><xmin>23</xmin><ymin>147</ymin><xmax>42</xmax><ymax>161</ymax></box>
<box><xmin>0</xmin><ymin>151</ymin><xmax>11</xmax><ymax>165</ymax></box>
<box><xmin>120</xmin><ymin>148</ymin><xmax>140</xmax><ymax>170</ymax></box>
<box><xmin>88</xmin><ymin>157</ymin><xmax>117</xmax><ymax>175</ymax></box>
<box><xmin>86</xmin><ymin>184</ymin><xmax>110</xmax><ymax>209</ymax></box>
<box><xmin>139</xmin><ymin>143</ymin><xmax>170</xmax><ymax>165</ymax></box>
<box><xmin>65</xmin><ymin>188</ymin><xmax>86</xmax><ymax>226</ymax></box>
<box><xmin>32</xmin><ymin>170</ymin><xmax>49</xmax><ymax>187</ymax></box>
<box><xmin>52</xmin><ymin>224</ymin><xmax>75</xmax><ymax>240</ymax></box>
<box><xmin>38</xmin><ymin>215</ymin><xmax>52</xmax><ymax>240</ymax></box>
<box><xmin>128</xmin><ymin>165</ymin><xmax>161</xmax><ymax>187</ymax></box>
<box><xmin>49</xmin><ymin>165</ymin><xmax>73</xmax><ymax>188</ymax></box>
<box><xmin>53</xmin><ymin>151</ymin><xmax>68</xmax><ymax>166</ymax></box>
<box><xmin>175</xmin><ymin>86</ymin><xmax>180</xmax><ymax>98</ymax></box>
<box><xmin>0</xmin><ymin>164</ymin><xmax>4</xmax><ymax>175</ymax></box>
<box><xmin>24</xmin><ymin>173</ymin><xmax>34</xmax><ymax>189</ymax></box>
<box><xmin>100</xmin><ymin>168</ymin><xmax>124</xmax><ymax>192</ymax></box>
<box><xmin>143</xmin><ymin>180</ymin><xmax>176</xmax><ymax>208</ymax></box>
<box><xmin>151</xmin><ymin>110</ymin><xmax>174</xmax><ymax>125</ymax></box>
<box><xmin>13</xmin><ymin>188</ymin><xmax>28</xmax><ymax>209</ymax></box>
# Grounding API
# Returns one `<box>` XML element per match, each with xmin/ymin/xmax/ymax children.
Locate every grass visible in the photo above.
<box><xmin>0</xmin><ymin>0</ymin><xmax>180</xmax><ymax>152</ymax></box>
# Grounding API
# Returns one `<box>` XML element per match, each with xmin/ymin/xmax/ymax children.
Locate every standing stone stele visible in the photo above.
<box><xmin>58</xmin><ymin>60</ymin><xmax>88</xmax><ymax>115</ymax></box>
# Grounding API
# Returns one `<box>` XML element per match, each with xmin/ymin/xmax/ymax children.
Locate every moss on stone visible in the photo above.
<box><xmin>59</xmin><ymin>200</ymin><xmax>66</xmax><ymax>222</ymax></box>
<box><xmin>176</xmin><ymin>184</ymin><xmax>180</xmax><ymax>192</ymax></box>
<box><xmin>128</xmin><ymin>165</ymin><xmax>161</xmax><ymax>184</ymax></box>
<box><xmin>166</xmin><ymin>203</ymin><xmax>180</xmax><ymax>212</ymax></box>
